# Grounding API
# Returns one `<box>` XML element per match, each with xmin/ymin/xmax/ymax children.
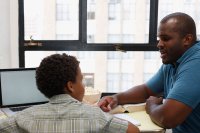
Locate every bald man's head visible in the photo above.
<box><xmin>160</xmin><ymin>12</ymin><xmax>197</xmax><ymax>43</ymax></box>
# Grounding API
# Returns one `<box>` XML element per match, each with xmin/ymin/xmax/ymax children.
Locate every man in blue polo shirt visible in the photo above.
<box><xmin>98</xmin><ymin>12</ymin><xmax>200</xmax><ymax>133</ymax></box>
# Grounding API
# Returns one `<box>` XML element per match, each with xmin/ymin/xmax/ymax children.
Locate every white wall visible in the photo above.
<box><xmin>0</xmin><ymin>0</ymin><xmax>18</xmax><ymax>68</ymax></box>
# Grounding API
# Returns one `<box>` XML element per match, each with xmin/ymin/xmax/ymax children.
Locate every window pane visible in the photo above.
<box><xmin>158</xmin><ymin>0</ymin><xmax>200</xmax><ymax>40</ymax></box>
<box><xmin>25</xmin><ymin>51</ymin><xmax>162</xmax><ymax>93</ymax></box>
<box><xmin>24</xmin><ymin>0</ymin><xmax>79</xmax><ymax>40</ymax></box>
<box><xmin>87</xmin><ymin>0</ymin><xmax>150</xmax><ymax>43</ymax></box>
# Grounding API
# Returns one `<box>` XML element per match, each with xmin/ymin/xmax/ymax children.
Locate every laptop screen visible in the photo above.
<box><xmin>0</xmin><ymin>68</ymin><xmax>48</xmax><ymax>107</ymax></box>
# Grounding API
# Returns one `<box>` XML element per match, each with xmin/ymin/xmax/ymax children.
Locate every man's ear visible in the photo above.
<box><xmin>183</xmin><ymin>34</ymin><xmax>193</xmax><ymax>47</ymax></box>
<box><xmin>64</xmin><ymin>81</ymin><xmax>74</xmax><ymax>93</ymax></box>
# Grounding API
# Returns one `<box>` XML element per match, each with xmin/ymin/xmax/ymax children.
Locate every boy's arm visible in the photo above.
<box><xmin>0</xmin><ymin>117</ymin><xmax>20</xmax><ymax>133</ymax></box>
<box><xmin>127</xmin><ymin>122</ymin><xmax>140</xmax><ymax>133</ymax></box>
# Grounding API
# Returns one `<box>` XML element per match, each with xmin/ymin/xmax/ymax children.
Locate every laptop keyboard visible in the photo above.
<box><xmin>9</xmin><ymin>106</ymin><xmax>30</xmax><ymax>112</ymax></box>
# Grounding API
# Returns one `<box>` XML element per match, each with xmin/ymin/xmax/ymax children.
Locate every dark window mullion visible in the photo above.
<box><xmin>23</xmin><ymin>40</ymin><xmax>82</xmax><ymax>51</ymax></box>
<box><xmin>149</xmin><ymin>0</ymin><xmax>158</xmax><ymax>45</ymax></box>
<box><xmin>79</xmin><ymin>0</ymin><xmax>87</xmax><ymax>46</ymax></box>
<box><xmin>18</xmin><ymin>0</ymin><xmax>160</xmax><ymax>66</ymax></box>
<box><xmin>18</xmin><ymin>0</ymin><xmax>25</xmax><ymax>67</ymax></box>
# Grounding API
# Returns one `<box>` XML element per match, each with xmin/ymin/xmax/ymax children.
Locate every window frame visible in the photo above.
<box><xmin>18</xmin><ymin>0</ymin><xmax>159</xmax><ymax>67</ymax></box>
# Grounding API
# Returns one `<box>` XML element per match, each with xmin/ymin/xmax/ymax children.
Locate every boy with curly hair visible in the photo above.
<box><xmin>0</xmin><ymin>53</ymin><xmax>139</xmax><ymax>133</ymax></box>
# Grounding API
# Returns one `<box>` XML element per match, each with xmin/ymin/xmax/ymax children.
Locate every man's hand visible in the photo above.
<box><xmin>145</xmin><ymin>96</ymin><xmax>163</xmax><ymax>114</ymax></box>
<box><xmin>97</xmin><ymin>96</ymin><xmax>118</xmax><ymax>112</ymax></box>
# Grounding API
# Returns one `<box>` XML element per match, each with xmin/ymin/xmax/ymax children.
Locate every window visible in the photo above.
<box><xmin>108</xmin><ymin>34</ymin><xmax>121</xmax><ymax>43</ymax></box>
<box><xmin>87</xmin><ymin>0</ymin><xmax>96</xmax><ymax>20</ymax></box>
<box><xmin>107</xmin><ymin>51</ymin><xmax>134</xmax><ymax>59</ymax></box>
<box><xmin>21</xmin><ymin>0</ymin><xmax>153</xmax><ymax>44</ymax></box>
<box><xmin>122</xmin><ymin>34</ymin><xmax>135</xmax><ymax>43</ymax></box>
<box><xmin>121</xmin><ymin>73</ymin><xmax>134</xmax><ymax>91</ymax></box>
<box><xmin>56</xmin><ymin>0</ymin><xmax>70</xmax><ymax>21</ymax></box>
<box><xmin>197</xmin><ymin>35</ymin><xmax>200</xmax><ymax>41</ymax></box>
<box><xmin>144</xmin><ymin>52</ymin><xmax>159</xmax><ymax>59</ymax></box>
<box><xmin>107</xmin><ymin>51</ymin><xmax>121</xmax><ymax>59</ymax></box>
<box><xmin>19</xmin><ymin>0</ymin><xmax>157</xmax><ymax>92</ymax></box>
<box><xmin>123</xmin><ymin>0</ymin><xmax>136</xmax><ymax>20</ymax></box>
<box><xmin>108</xmin><ymin>2</ymin><xmax>121</xmax><ymax>20</ymax></box>
<box><xmin>107</xmin><ymin>73</ymin><xmax>120</xmax><ymax>92</ymax></box>
<box><xmin>158</xmin><ymin>0</ymin><xmax>173</xmax><ymax>23</ymax></box>
<box><xmin>19</xmin><ymin>0</ymin><xmax>200</xmax><ymax>93</ymax></box>
<box><xmin>77</xmin><ymin>52</ymin><xmax>95</xmax><ymax>59</ymax></box>
<box><xmin>87</xmin><ymin>35</ymin><xmax>95</xmax><ymax>43</ymax></box>
<box><xmin>158</xmin><ymin>0</ymin><xmax>200</xmax><ymax>41</ymax></box>
<box><xmin>25</xmin><ymin>51</ymin><xmax>161</xmax><ymax>92</ymax></box>
<box><xmin>143</xmin><ymin>73</ymin><xmax>153</xmax><ymax>82</ymax></box>
<box><xmin>23</xmin><ymin>0</ymin><xmax>79</xmax><ymax>40</ymax></box>
<box><xmin>56</xmin><ymin>34</ymin><xmax>73</xmax><ymax>40</ymax></box>
<box><xmin>83</xmin><ymin>73</ymin><xmax>94</xmax><ymax>88</ymax></box>
<box><xmin>158</xmin><ymin>0</ymin><xmax>200</xmax><ymax>31</ymax></box>
<box><xmin>107</xmin><ymin>73</ymin><xmax>134</xmax><ymax>92</ymax></box>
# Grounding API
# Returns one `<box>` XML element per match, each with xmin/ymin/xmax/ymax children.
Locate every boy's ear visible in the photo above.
<box><xmin>65</xmin><ymin>81</ymin><xmax>74</xmax><ymax>93</ymax></box>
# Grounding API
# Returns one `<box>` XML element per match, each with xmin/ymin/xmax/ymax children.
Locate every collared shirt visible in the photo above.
<box><xmin>146</xmin><ymin>42</ymin><xmax>200</xmax><ymax>133</ymax></box>
<box><xmin>0</xmin><ymin>94</ymin><xmax>128</xmax><ymax>133</ymax></box>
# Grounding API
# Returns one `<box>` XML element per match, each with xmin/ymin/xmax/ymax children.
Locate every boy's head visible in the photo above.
<box><xmin>36</xmin><ymin>53</ymin><xmax>85</xmax><ymax>101</ymax></box>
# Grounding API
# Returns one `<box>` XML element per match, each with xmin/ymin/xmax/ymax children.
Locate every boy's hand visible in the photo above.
<box><xmin>98</xmin><ymin>96</ymin><xmax>118</xmax><ymax>112</ymax></box>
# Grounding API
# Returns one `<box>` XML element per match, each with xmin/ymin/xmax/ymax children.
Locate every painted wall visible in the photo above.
<box><xmin>0</xmin><ymin>0</ymin><xmax>18</xmax><ymax>68</ymax></box>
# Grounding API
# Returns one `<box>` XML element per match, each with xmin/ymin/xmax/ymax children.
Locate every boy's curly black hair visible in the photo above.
<box><xmin>36</xmin><ymin>53</ymin><xmax>80</xmax><ymax>98</ymax></box>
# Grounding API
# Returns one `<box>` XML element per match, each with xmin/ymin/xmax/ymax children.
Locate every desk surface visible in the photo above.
<box><xmin>128</xmin><ymin>111</ymin><xmax>165</xmax><ymax>133</ymax></box>
<box><xmin>109</xmin><ymin>103</ymin><xmax>165</xmax><ymax>133</ymax></box>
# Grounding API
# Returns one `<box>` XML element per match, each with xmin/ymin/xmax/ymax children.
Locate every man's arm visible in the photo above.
<box><xmin>116</xmin><ymin>84</ymin><xmax>156</xmax><ymax>105</ymax></box>
<box><xmin>146</xmin><ymin>96</ymin><xmax>192</xmax><ymax>128</ymax></box>
<box><xmin>98</xmin><ymin>84</ymin><xmax>156</xmax><ymax>112</ymax></box>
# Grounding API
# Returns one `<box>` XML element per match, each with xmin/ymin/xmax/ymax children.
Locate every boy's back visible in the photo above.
<box><xmin>0</xmin><ymin>94</ymin><xmax>129</xmax><ymax>133</ymax></box>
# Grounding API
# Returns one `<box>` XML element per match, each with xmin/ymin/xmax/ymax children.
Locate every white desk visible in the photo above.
<box><xmin>109</xmin><ymin>104</ymin><xmax>165</xmax><ymax>133</ymax></box>
<box><xmin>127</xmin><ymin>111</ymin><xmax>165</xmax><ymax>133</ymax></box>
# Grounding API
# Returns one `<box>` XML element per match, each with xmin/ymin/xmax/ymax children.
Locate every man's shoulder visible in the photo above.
<box><xmin>189</xmin><ymin>42</ymin><xmax>200</xmax><ymax>57</ymax></box>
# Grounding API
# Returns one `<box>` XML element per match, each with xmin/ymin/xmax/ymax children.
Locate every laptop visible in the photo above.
<box><xmin>100</xmin><ymin>92</ymin><xmax>117</xmax><ymax>98</ymax></box>
<box><xmin>0</xmin><ymin>68</ymin><xmax>48</xmax><ymax>116</ymax></box>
